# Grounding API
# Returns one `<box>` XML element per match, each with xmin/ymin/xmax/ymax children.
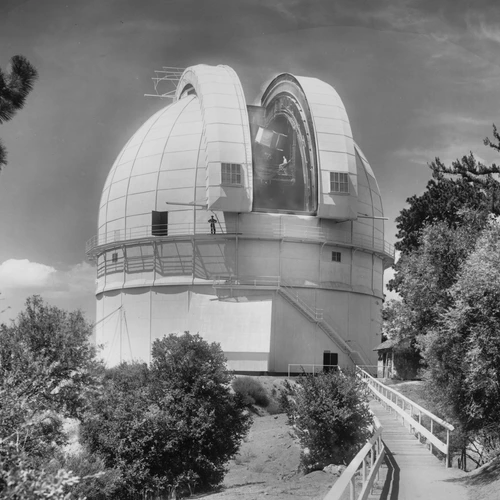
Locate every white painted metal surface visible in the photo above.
<box><xmin>91</xmin><ymin>64</ymin><xmax>394</xmax><ymax>371</ymax></box>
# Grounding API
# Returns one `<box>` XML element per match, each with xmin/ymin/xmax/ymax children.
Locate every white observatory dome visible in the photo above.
<box><xmin>88</xmin><ymin>64</ymin><xmax>393</xmax><ymax>372</ymax></box>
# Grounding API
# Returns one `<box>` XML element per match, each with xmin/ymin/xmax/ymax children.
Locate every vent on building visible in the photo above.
<box><xmin>152</xmin><ymin>211</ymin><xmax>168</xmax><ymax>236</ymax></box>
<box><xmin>332</xmin><ymin>251</ymin><xmax>341</xmax><ymax>262</ymax></box>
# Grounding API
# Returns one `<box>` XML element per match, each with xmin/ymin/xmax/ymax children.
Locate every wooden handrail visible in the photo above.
<box><xmin>356</xmin><ymin>366</ymin><xmax>454</xmax><ymax>468</ymax></box>
<box><xmin>324</xmin><ymin>415</ymin><xmax>385</xmax><ymax>500</ymax></box>
<box><xmin>356</xmin><ymin>367</ymin><xmax>454</xmax><ymax>431</ymax></box>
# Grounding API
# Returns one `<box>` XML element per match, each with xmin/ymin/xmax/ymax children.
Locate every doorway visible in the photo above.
<box><xmin>323</xmin><ymin>351</ymin><xmax>338</xmax><ymax>373</ymax></box>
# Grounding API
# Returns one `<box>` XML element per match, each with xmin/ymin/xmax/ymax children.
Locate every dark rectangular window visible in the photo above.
<box><xmin>111</xmin><ymin>252</ymin><xmax>118</xmax><ymax>263</ymax></box>
<box><xmin>152</xmin><ymin>211</ymin><xmax>168</xmax><ymax>236</ymax></box>
<box><xmin>330</xmin><ymin>172</ymin><xmax>349</xmax><ymax>193</ymax></box>
<box><xmin>332</xmin><ymin>251</ymin><xmax>341</xmax><ymax>262</ymax></box>
<box><xmin>323</xmin><ymin>351</ymin><xmax>338</xmax><ymax>372</ymax></box>
<box><xmin>221</xmin><ymin>163</ymin><xmax>242</xmax><ymax>185</ymax></box>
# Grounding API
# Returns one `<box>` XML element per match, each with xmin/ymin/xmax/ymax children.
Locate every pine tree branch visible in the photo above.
<box><xmin>0</xmin><ymin>55</ymin><xmax>38</xmax><ymax>125</ymax></box>
<box><xmin>0</xmin><ymin>138</ymin><xmax>6</xmax><ymax>171</ymax></box>
<box><xmin>484</xmin><ymin>124</ymin><xmax>500</xmax><ymax>153</ymax></box>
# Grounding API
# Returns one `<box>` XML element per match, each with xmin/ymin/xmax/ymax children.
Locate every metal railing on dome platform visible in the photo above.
<box><xmin>86</xmin><ymin>220</ymin><xmax>395</xmax><ymax>259</ymax></box>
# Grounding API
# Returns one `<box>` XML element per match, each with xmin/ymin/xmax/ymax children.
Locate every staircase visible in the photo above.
<box><xmin>212</xmin><ymin>274</ymin><xmax>369</xmax><ymax>367</ymax></box>
<box><xmin>277</xmin><ymin>283</ymin><xmax>368</xmax><ymax>366</ymax></box>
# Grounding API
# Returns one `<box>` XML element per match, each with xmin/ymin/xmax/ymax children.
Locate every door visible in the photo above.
<box><xmin>323</xmin><ymin>351</ymin><xmax>338</xmax><ymax>372</ymax></box>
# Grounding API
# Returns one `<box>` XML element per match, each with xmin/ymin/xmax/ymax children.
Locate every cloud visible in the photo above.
<box><xmin>0</xmin><ymin>260</ymin><xmax>96</xmax><ymax>325</ymax></box>
<box><xmin>45</xmin><ymin>262</ymin><xmax>96</xmax><ymax>299</ymax></box>
<box><xmin>392</xmin><ymin>107</ymin><xmax>496</xmax><ymax>167</ymax></box>
<box><xmin>0</xmin><ymin>259</ymin><xmax>56</xmax><ymax>289</ymax></box>
<box><xmin>0</xmin><ymin>259</ymin><xmax>95</xmax><ymax>296</ymax></box>
<box><xmin>466</xmin><ymin>11</ymin><xmax>500</xmax><ymax>44</ymax></box>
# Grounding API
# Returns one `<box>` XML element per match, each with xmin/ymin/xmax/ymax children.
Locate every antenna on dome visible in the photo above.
<box><xmin>144</xmin><ymin>67</ymin><xmax>185</xmax><ymax>99</ymax></box>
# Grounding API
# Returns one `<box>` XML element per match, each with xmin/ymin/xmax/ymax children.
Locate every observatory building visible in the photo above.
<box><xmin>86</xmin><ymin>64</ymin><xmax>394</xmax><ymax>372</ymax></box>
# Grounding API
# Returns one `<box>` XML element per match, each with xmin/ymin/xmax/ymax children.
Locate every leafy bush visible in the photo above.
<box><xmin>81</xmin><ymin>333</ymin><xmax>251</xmax><ymax>499</ymax></box>
<box><xmin>232</xmin><ymin>377</ymin><xmax>270</xmax><ymax>407</ymax></box>
<box><xmin>0</xmin><ymin>296</ymin><xmax>102</xmax><ymax>499</ymax></box>
<box><xmin>49</xmin><ymin>450</ymin><xmax>122</xmax><ymax>500</ymax></box>
<box><xmin>285</xmin><ymin>370</ymin><xmax>373</xmax><ymax>471</ymax></box>
<box><xmin>0</xmin><ymin>435</ymin><xmax>81</xmax><ymax>500</ymax></box>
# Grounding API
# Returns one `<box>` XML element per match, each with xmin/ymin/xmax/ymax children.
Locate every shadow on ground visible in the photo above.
<box><xmin>379</xmin><ymin>446</ymin><xmax>400</xmax><ymax>500</ymax></box>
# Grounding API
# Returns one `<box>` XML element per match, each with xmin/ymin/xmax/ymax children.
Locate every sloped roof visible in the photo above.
<box><xmin>373</xmin><ymin>339</ymin><xmax>396</xmax><ymax>351</ymax></box>
<box><xmin>373</xmin><ymin>337</ymin><xmax>411</xmax><ymax>351</ymax></box>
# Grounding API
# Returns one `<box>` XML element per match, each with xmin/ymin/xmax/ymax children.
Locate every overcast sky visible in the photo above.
<box><xmin>1</xmin><ymin>0</ymin><xmax>499</xmax><ymax>323</ymax></box>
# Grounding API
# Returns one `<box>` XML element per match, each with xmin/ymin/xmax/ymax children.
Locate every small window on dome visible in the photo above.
<box><xmin>221</xmin><ymin>163</ymin><xmax>242</xmax><ymax>185</ymax></box>
<box><xmin>330</xmin><ymin>172</ymin><xmax>349</xmax><ymax>194</ymax></box>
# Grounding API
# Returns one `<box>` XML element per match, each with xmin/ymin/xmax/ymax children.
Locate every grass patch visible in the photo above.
<box><xmin>232</xmin><ymin>377</ymin><xmax>270</xmax><ymax>408</ymax></box>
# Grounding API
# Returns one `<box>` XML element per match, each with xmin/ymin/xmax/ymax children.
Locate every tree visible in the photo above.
<box><xmin>382</xmin><ymin>299</ymin><xmax>411</xmax><ymax>342</ymax></box>
<box><xmin>388</xmin><ymin>126</ymin><xmax>500</xmax><ymax>465</ymax></box>
<box><xmin>81</xmin><ymin>333</ymin><xmax>251</xmax><ymax>499</ymax></box>
<box><xmin>388</xmin><ymin>213</ymin><xmax>485</xmax><ymax>345</ymax></box>
<box><xmin>419</xmin><ymin>216</ymin><xmax>500</xmax><ymax>440</ymax></box>
<box><xmin>0</xmin><ymin>55</ymin><xmax>38</xmax><ymax>170</ymax></box>
<box><xmin>394</xmin><ymin>175</ymin><xmax>489</xmax><ymax>256</ymax></box>
<box><xmin>393</xmin><ymin>125</ymin><xmax>500</xmax><ymax>257</ymax></box>
<box><xmin>0</xmin><ymin>296</ymin><xmax>102</xmax><ymax>498</ymax></box>
<box><xmin>284</xmin><ymin>370</ymin><xmax>373</xmax><ymax>471</ymax></box>
<box><xmin>390</xmin><ymin>126</ymin><xmax>500</xmax><ymax>299</ymax></box>
<box><xmin>0</xmin><ymin>295</ymin><xmax>102</xmax><ymax>422</ymax></box>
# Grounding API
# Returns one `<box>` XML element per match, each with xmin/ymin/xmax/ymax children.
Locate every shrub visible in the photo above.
<box><xmin>232</xmin><ymin>377</ymin><xmax>270</xmax><ymax>407</ymax></box>
<box><xmin>0</xmin><ymin>296</ymin><xmax>102</xmax><ymax>499</ymax></box>
<box><xmin>81</xmin><ymin>333</ymin><xmax>251</xmax><ymax>498</ymax></box>
<box><xmin>285</xmin><ymin>370</ymin><xmax>373</xmax><ymax>471</ymax></box>
<box><xmin>0</xmin><ymin>440</ymin><xmax>80</xmax><ymax>500</ymax></box>
<box><xmin>49</xmin><ymin>450</ymin><xmax>122</xmax><ymax>500</ymax></box>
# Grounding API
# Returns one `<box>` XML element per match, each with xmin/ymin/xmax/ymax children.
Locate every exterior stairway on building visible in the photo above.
<box><xmin>366</xmin><ymin>400</ymin><xmax>469</xmax><ymax>500</ymax></box>
<box><xmin>277</xmin><ymin>285</ymin><xmax>367</xmax><ymax>366</ymax></box>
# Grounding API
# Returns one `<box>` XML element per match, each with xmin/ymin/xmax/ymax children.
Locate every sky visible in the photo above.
<box><xmin>1</xmin><ymin>0</ymin><xmax>500</xmax><ymax>324</ymax></box>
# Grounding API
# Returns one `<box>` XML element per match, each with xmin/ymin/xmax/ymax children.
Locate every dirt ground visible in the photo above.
<box><xmin>204</xmin><ymin>376</ymin><xmax>499</xmax><ymax>500</ymax></box>
<box><xmin>465</xmin><ymin>456</ymin><xmax>500</xmax><ymax>500</ymax></box>
<box><xmin>204</xmin><ymin>412</ymin><xmax>339</xmax><ymax>500</ymax></box>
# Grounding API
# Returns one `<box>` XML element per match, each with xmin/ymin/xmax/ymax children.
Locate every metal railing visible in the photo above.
<box><xmin>279</xmin><ymin>279</ymin><xmax>324</xmax><ymax>321</ymax></box>
<box><xmin>324</xmin><ymin>415</ymin><xmax>385</xmax><ymax>500</ymax></box>
<box><xmin>287</xmin><ymin>364</ymin><xmax>340</xmax><ymax>377</ymax></box>
<box><xmin>213</xmin><ymin>274</ymin><xmax>368</xmax><ymax>365</ymax></box>
<box><xmin>213</xmin><ymin>275</ymin><xmax>325</xmax><ymax>320</ymax></box>
<box><xmin>212</xmin><ymin>275</ymin><xmax>280</xmax><ymax>288</ymax></box>
<box><xmin>356</xmin><ymin>367</ymin><xmax>454</xmax><ymax>467</ymax></box>
<box><xmin>86</xmin><ymin>220</ymin><xmax>395</xmax><ymax>258</ymax></box>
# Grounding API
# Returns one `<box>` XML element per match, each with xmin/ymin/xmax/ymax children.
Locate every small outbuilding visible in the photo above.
<box><xmin>373</xmin><ymin>337</ymin><xmax>418</xmax><ymax>379</ymax></box>
<box><xmin>373</xmin><ymin>339</ymin><xmax>397</xmax><ymax>378</ymax></box>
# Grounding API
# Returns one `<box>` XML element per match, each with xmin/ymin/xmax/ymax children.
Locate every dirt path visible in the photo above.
<box><xmin>205</xmin><ymin>413</ymin><xmax>339</xmax><ymax>499</ymax></box>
